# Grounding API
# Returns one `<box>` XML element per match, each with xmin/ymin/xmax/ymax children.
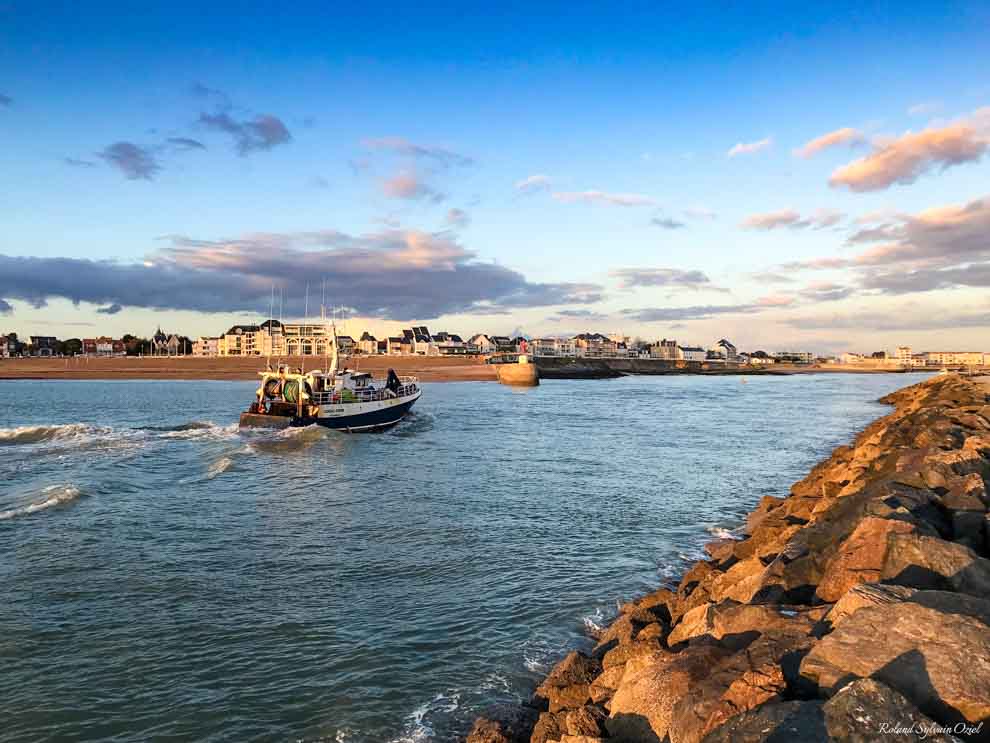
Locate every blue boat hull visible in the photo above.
<box><xmin>302</xmin><ymin>397</ymin><xmax>419</xmax><ymax>432</ymax></box>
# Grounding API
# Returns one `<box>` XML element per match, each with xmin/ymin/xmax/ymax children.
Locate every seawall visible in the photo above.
<box><xmin>468</xmin><ymin>373</ymin><xmax>990</xmax><ymax>743</ymax></box>
<box><xmin>533</xmin><ymin>356</ymin><xmax>921</xmax><ymax>378</ymax></box>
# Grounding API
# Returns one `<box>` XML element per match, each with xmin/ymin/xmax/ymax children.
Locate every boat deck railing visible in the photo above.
<box><xmin>309</xmin><ymin>376</ymin><xmax>418</xmax><ymax>405</ymax></box>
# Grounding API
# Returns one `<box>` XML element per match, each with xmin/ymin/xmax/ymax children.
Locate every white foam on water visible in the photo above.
<box><xmin>522</xmin><ymin>638</ymin><xmax>557</xmax><ymax>674</ymax></box>
<box><xmin>705</xmin><ymin>525</ymin><xmax>744</xmax><ymax>541</ymax></box>
<box><xmin>390</xmin><ymin>691</ymin><xmax>462</xmax><ymax>743</ymax></box>
<box><xmin>0</xmin><ymin>423</ymin><xmax>149</xmax><ymax>458</ymax></box>
<box><xmin>0</xmin><ymin>484</ymin><xmax>83</xmax><ymax>521</ymax></box>
<box><xmin>205</xmin><ymin>456</ymin><xmax>235</xmax><ymax>480</ymax></box>
<box><xmin>157</xmin><ymin>422</ymin><xmax>239</xmax><ymax>441</ymax></box>
<box><xmin>479</xmin><ymin>670</ymin><xmax>512</xmax><ymax>695</ymax></box>
<box><xmin>0</xmin><ymin>423</ymin><xmax>108</xmax><ymax>446</ymax></box>
<box><xmin>582</xmin><ymin>605</ymin><xmax>608</xmax><ymax>637</ymax></box>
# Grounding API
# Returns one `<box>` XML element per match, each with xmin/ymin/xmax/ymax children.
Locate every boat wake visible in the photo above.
<box><xmin>154</xmin><ymin>421</ymin><xmax>239</xmax><ymax>441</ymax></box>
<box><xmin>0</xmin><ymin>484</ymin><xmax>83</xmax><ymax>521</ymax></box>
<box><xmin>204</xmin><ymin>456</ymin><xmax>236</xmax><ymax>480</ymax></box>
<box><xmin>0</xmin><ymin>423</ymin><xmax>111</xmax><ymax>446</ymax></box>
<box><xmin>386</xmin><ymin>412</ymin><xmax>435</xmax><ymax>437</ymax></box>
<box><xmin>243</xmin><ymin>425</ymin><xmax>331</xmax><ymax>454</ymax></box>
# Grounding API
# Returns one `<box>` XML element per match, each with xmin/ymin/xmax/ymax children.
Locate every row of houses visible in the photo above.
<box><xmin>0</xmin><ymin>335</ymin><xmax>58</xmax><ymax>357</ymax></box>
<box><xmin>191</xmin><ymin>322</ymin><xmax>518</xmax><ymax>358</ymax></box>
<box><xmin>529</xmin><ymin>334</ymin><xmax>750</xmax><ymax>363</ymax></box>
<box><xmin>837</xmin><ymin>347</ymin><xmax>990</xmax><ymax>368</ymax></box>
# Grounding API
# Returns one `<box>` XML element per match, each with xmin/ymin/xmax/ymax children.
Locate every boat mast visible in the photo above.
<box><xmin>266</xmin><ymin>284</ymin><xmax>274</xmax><ymax>370</ymax></box>
<box><xmin>328</xmin><ymin>306</ymin><xmax>339</xmax><ymax>378</ymax></box>
<box><xmin>302</xmin><ymin>283</ymin><xmax>309</xmax><ymax>375</ymax></box>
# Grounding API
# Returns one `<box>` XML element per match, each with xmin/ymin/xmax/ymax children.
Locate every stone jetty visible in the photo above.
<box><xmin>467</xmin><ymin>373</ymin><xmax>990</xmax><ymax>743</ymax></box>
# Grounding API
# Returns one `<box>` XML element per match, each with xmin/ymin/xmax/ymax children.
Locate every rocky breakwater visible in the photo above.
<box><xmin>467</xmin><ymin>374</ymin><xmax>990</xmax><ymax>743</ymax></box>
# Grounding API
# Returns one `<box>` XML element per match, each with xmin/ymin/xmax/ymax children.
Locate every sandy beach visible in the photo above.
<box><xmin>0</xmin><ymin>355</ymin><xmax>499</xmax><ymax>382</ymax></box>
<box><xmin>0</xmin><ymin>356</ymin><xmax>957</xmax><ymax>383</ymax></box>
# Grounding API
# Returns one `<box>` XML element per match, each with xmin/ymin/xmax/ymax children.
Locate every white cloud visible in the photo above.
<box><xmin>727</xmin><ymin>137</ymin><xmax>772</xmax><ymax>157</ymax></box>
<box><xmin>552</xmin><ymin>190</ymin><xmax>657</xmax><ymax>207</ymax></box>
<box><xmin>741</xmin><ymin>208</ymin><xmax>843</xmax><ymax>230</ymax></box>
<box><xmin>515</xmin><ymin>174</ymin><xmax>552</xmax><ymax>192</ymax></box>
<box><xmin>907</xmin><ymin>101</ymin><xmax>942</xmax><ymax>117</ymax></box>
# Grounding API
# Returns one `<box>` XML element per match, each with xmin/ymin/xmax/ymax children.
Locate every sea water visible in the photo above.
<box><xmin>0</xmin><ymin>373</ymin><xmax>931</xmax><ymax>742</ymax></box>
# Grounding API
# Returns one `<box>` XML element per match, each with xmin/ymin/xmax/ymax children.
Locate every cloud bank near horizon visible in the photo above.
<box><xmin>0</xmin><ymin>230</ymin><xmax>604</xmax><ymax>321</ymax></box>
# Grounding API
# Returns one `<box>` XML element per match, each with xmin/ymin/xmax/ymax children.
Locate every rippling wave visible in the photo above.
<box><xmin>0</xmin><ymin>484</ymin><xmax>83</xmax><ymax>520</ymax></box>
<box><xmin>1</xmin><ymin>374</ymin><xmax>933</xmax><ymax>742</ymax></box>
<box><xmin>0</xmin><ymin>423</ymin><xmax>110</xmax><ymax>446</ymax></box>
<box><xmin>242</xmin><ymin>424</ymin><xmax>330</xmax><ymax>453</ymax></box>
<box><xmin>154</xmin><ymin>421</ymin><xmax>239</xmax><ymax>440</ymax></box>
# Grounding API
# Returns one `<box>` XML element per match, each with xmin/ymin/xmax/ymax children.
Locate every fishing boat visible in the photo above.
<box><xmin>238</xmin><ymin>322</ymin><xmax>422</xmax><ymax>432</ymax></box>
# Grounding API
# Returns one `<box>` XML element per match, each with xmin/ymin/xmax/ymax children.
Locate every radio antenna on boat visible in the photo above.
<box><xmin>267</xmin><ymin>283</ymin><xmax>274</xmax><ymax>370</ymax></box>
<box><xmin>302</xmin><ymin>283</ymin><xmax>310</xmax><ymax>374</ymax></box>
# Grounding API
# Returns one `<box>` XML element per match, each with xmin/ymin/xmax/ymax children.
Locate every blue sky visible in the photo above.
<box><xmin>1</xmin><ymin>1</ymin><xmax>989</xmax><ymax>352</ymax></box>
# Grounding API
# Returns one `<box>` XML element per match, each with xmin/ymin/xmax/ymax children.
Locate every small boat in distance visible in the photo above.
<box><xmin>239</xmin><ymin>320</ymin><xmax>422</xmax><ymax>432</ymax></box>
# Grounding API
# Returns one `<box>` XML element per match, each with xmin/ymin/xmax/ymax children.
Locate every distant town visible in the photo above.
<box><xmin>2</xmin><ymin>321</ymin><xmax>988</xmax><ymax>369</ymax></box>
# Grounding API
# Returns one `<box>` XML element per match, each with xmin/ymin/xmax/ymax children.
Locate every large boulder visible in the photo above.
<box><xmin>600</xmin><ymin>637</ymin><xmax>664</xmax><ymax>670</ymax></box>
<box><xmin>800</xmin><ymin>599</ymin><xmax>990</xmax><ymax>730</ymax></box>
<box><xmin>607</xmin><ymin>644</ymin><xmax>729</xmax><ymax>742</ymax></box>
<box><xmin>823</xmin><ymin>582</ymin><xmax>916</xmax><ymax>629</ymax></box>
<box><xmin>588</xmin><ymin>665</ymin><xmax>624</xmax><ymax>704</ymax></box>
<box><xmin>698</xmin><ymin>700</ymin><xmax>827</xmax><ymax>742</ymax></box>
<box><xmin>468</xmin><ymin>707</ymin><xmax>540</xmax><ymax>743</ymax></box>
<box><xmin>667</xmin><ymin>600</ymin><xmax>825</xmax><ymax>648</ymax></box>
<box><xmin>593</xmin><ymin>608</ymin><xmax>662</xmax><ymax>656</ymax></box>
<box><xmin>669</xmin><ymin>630</ymin><xmax>815</xmax><ymax>743</ymax></box>
<box><xmin>563</xmin><ymin>705</ymin><xmax>607</xmax><ymax>737</ymax></box>
<box><xmin>535</xmin><ymin>652</ymin><xmax>601</xmax><ymax>713</ymax></box>
<box><xmin>467</xmin><ymin>718</ymin><xmax>513</xmax><ymax>743</ymax></box>
<box><xmin>815</xmin><ymin>516</ymin><xmax>917</xmax><ymax>602</ymax></box>
<box><xmin>881</xmin><ymin>532</ymin><xmax>990</xmax><ymax>596</ymax></box>
<box><xmin>822</xmin><ymin>678</ymin><xmax>956</xmax><ymax>743</ymax></box>
<box><xmin>709</xmin><ymin>558</ymin><xmax>768</xmax><ymax>602</ymax></box>
<box><xmin>530</xmin><ymin>711</ymin><xmax>566</xmax><ymax>743</ymax></box>
<box><xmin>620</xmin><ymin>587</ymin><xmax>675</xmax><ymax>624</ymax></box>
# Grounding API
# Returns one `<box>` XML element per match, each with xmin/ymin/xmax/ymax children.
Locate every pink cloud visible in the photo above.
<box><xmin>829</xmin><ymin>119</ymin><xmax>988</xmax><ymax>192</ymax></box>
<box><xmin>794</xmin><ymin>127</ymin><xmax>863</xmax><ymax>158</ymax></box>
<box><xmin>756</xmin><ymin>294</ymin><xmax>794</xmax><ymax>306</ymax></box>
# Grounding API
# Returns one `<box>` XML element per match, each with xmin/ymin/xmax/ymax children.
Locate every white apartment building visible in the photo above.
<box><xmin>358</xmin><ymin>332</ymin><xmax>378</xmax><ymax>354</ymax></box>
<box><xmin>649</xmin><ymin>338</ymin><xmax>681</xmax><ymax>360</ymax></box>
<box><xmin>468</xmin><ymin>334</ymin><xmax>496</xmax><ymax>354</ymax></box>
<box><xmin>923</xmin><ymin>351</ymin><xmax>988</xmax><ymax>366</ymax></box>
<box><xmin>218</xmin><ymin>320</ymin><xmax>332</xmax><ymax>357</ymax></box>
<box><xmin>773</xmin><ymin>350</ymin><xmax>814</xmax><ymax>364</ymax></box>
<box><xmin>530</xmin><ymin>337</ymin><xmax>577</xmax><ymax>357</ymax></box>
<box><xmin>192</xmin><ymin>337</ymin><xmax>220</xmax><ymax>357</ymax></box>
<box><xmin>679</xmin><ymin>346</ymin><xmax>707</xmax><ymax>362</ymax></box>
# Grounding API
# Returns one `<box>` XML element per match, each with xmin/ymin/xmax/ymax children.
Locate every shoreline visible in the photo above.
<box><xmin>0</xmin><ymin>355</ymin><xmax>499</xmax><ymax>383</ymax></box>
<box><xmin>0</xmin><ymin>356</ymin><xmax>954</xmax><ymax>383</ymax></box>
<box><xmin>469</xmin><ymin>373</ymin><xmax>990</xmax><ymax>743</ymax></box>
